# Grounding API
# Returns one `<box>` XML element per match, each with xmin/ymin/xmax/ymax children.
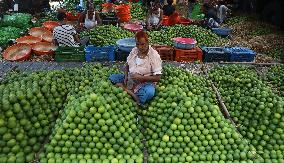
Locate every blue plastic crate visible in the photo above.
<box><xmin>201</xmin><ymin>47</ymin><xmax>230</xmax><ymax>62</ymax></box>
<box><xmin>212</xmin><ymin>28</ymin><xmax>232</xmax><ymax>37</ymax></box>
<box><xmin>85</xmin><ymin>45</ymin><xmax>116</xmax><ymax>62</ymax></box>
<box><xmin>226</xmin><ymin>47</ymin><xmax>256</xmax><ymax>62</ymax></box>
<box><xmin>116</xmin><ymin>38</ymin><xmax>136</xmax><ymax>52</ymax></box>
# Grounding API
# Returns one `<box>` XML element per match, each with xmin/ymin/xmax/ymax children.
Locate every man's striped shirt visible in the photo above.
<box><xmin>53</xmin><ymin>25</ymin><xmax>79</xmax><ymax>47</ymax></box>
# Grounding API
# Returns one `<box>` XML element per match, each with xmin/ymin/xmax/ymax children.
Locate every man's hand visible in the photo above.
<box><xmin>131</xmin><ymin>73</ymin><xmax>144</xmax><ymax>82</ymax></box>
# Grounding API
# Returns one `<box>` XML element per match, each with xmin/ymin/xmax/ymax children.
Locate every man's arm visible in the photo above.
<box><xmin>131</xmin><ymin>74</ymin><xmax>161</xmax><ymax>82</ymax></box>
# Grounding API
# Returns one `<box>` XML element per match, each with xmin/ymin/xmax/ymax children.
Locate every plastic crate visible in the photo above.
<box><xmin>115</xmin><ymin>49</ymin><xmax>129</xmax><ymax>62</ymax></box>
<box><xmin>226</xmin><ymin>47</ymin><xmax>256</xmax><ymax>62</ymax></box>
<box><xmin>55</xmin><ymin>54</ymin><xmax>85</xmax><ymax>62</ymax></box>
<box><xmin>202</xmin><ymin>47</ymin><xmax>230</xmax><ymax>62</ymax></box>
<box><xmin>55</xmin><ymin>46</ymin><xmax>85</xmax><ymax>62</ymax></box>
<box><xmin>56</xmin><ymin>46</ymin><xmax>85</xmax><ymax>53</ymax></box>
<box><xmin>152</xmin><ymin>45</ymin><xmax>175</xmax><ymax>61</ymax></box>
<box><xmin>175</xmin><ymin>47</ymin><xmax>203</xmax><ymax>62</ymax></box>
<box><xmin>85</xmin><ymin>45</ymin><xmax>115</xmax><ymax>62</ymax></box>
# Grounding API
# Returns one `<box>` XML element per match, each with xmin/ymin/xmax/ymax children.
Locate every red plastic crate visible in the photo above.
<box><xmin>175</xmin><ymin>47</ymin><xmax>203</xmax><ymax>62</ymax></box>
<box><xmin>152</xmin><ymin>45</ymin><xmax>175</xmax><ymax>61</ymax></box>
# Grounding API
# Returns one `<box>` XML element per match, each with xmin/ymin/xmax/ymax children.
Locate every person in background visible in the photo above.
<box><xmin>201</xmin><ymin>3</ymin><xmax>219</xmax><ymax>28</ymax></box>
<box><xmin>216</xmin><ymin>1</ymin><xmax>231</xmax><ymax>24</ymax></box>
<box><xmin>146</xmin><ymin>0</ymin><xmax>163</xmax><ymax>30</ymax></box>
<box><xmin>78</xmin><ymin>1</ymin><xmax>101</xmax><ymax>30</ymax></box>
<box><xmin>53</xmin><ymin>12</ymin><xmax>89</xmax><ymax>47</ymax></box>
<box><xmin>109</xmin><ymin>31</ymin><xmax>162</xmax><ymax>105</ymax></box>
<box><xmin>162</xmin><ymin>0</ymin><xmax>176</xmax><ymax>16</ymax></box>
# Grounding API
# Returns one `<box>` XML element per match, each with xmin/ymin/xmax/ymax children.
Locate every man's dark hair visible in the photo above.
<box><xmin>57</xmin><ymin>12</ymin><xmax>66</xmax><ymax>21</ymax></box>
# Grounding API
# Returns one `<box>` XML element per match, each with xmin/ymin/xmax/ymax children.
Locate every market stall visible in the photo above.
<box><xmin>0</xmin><ymin>0</ymin><xmax>284</xmax><ymax>162</ymax></box>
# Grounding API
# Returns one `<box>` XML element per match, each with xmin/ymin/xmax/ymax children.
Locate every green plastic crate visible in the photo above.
<box><xmin>55</xmin><ymin>46</ymin><xmax>85</xmax><ymax>62</ymax></box>
<box><xmin>56</xmin><ymin>46</ymin><xmax>85</xmax><ymax>53</ymax></box>
<box><xmin>55</xmin><ymin>54</ymin><xmax>85</xmax><ymax>62</ymax></box>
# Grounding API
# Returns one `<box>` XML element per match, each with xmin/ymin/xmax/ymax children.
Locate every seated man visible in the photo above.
<box><xmin>109</xmin><ymin>31</ymin><xmax>162</xmax><ymax>105</ymax></box>
<box><xmin>162</xmin><ymin>0</ymin><xmax>175</xmax><ymax>16</ymax></box>
<box><xmin>53</xmin><ymin>12</ymin><xmax>89</xmax><ymax>47</ymax></box>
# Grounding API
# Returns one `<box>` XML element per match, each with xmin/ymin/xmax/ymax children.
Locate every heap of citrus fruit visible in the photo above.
<box><xmin>266</xmin><ymin>64</ymin><xmax>284</xmax><ymax>97</ymax></box>
<box><xmin>130</xmin><ymin>3</ymin><xmax>146</xmax><ymax>21</ymax></box>
<box><xmin>81</xmin><ymin>25</ymin><xmax>134</xmax><ymax>46</ymax></box>
<box><xmin>0</xmin><ymin>69</ymin><xmax>72</xmax><ymax>162</ymax></box>
<box><xmin>148</xmin><ymin>25</ymin><xmax>228</xmax><ymax>47</ymax></box>
<box><xmin>210</xmin><ymin>65</ymin><xmax>284</xmax><ymax>161</ymax></box>
<box><xmin>139</xmin><ymin>66</ymin><xmax>259</xmax><ymax>162</ymax></box>
<box><xmin>1</xmin><ymin>63</ymin><xmax>284</xmax><ymax>162</ymax></box>
<box><xmin>39</xmin><ymin>81</ymin><xmax>144</xmax><ymax>162</ymax></box>
<box><xmin>0</xmin><ymin>64</ymin><xmax>128</xmax><ymax>162</ymax></box>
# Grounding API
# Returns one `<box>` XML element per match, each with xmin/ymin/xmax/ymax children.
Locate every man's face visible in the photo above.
<box><xmin>136</xmin><ymin>38</ymin><xmax>149</xmax><ymax>54</ymax></box>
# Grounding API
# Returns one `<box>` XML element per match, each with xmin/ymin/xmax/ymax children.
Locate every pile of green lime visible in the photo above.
<box><xmin>249</xmin><ymin>26</ymin><xmax>273</xmax><ymax>36</ymax></box>
<box><xmin>139</xmin><ymin>66</ymin><xmax>258</xmax><ymax>162</ymax></box>
<box><xmin>0</xmin><ymin>64</ymin><xmax>136</xmax><ymax>162</ymax></box>
<box><xmin>82</xmin><ymin>25</ymin><xmax>134</xmax><ymax>46</ymax></box>
<box><xmin>39</xmin><ymin>75</ymin><xmax>144</xmax><ymax>162</ymax></box>
<box><xmin>268</xmin><ymin>48</ymin><xmax>284</xmax><ymax>59</ymax></box>
<box><xmin>1</xmin><ymin>63</ymin><xmax>284</xmax><ymax>162</ymax></box>
<box><xmin>225</xmin><ymin>16</ymin><xmax>250</xmax><ymax>26</ymax></box>
<box><xmin>266</xmin><ymin>64</ymin><xmax>284</xmax><ymax>97</ymax></box>
<box><xmin>209</xmin><ymin>65</ymin><xmax>284</xmax><ymax>161</ymax></box>
<box><xmin>148</xmin><ymin>25</ymin><xmax>228</xmax><ymax>46</ymax></box>
<box><xmin>0</xmin><ymin>69</ymin><xmax>73</xmax><ymax>162</ymax></box>
<box><xmin>130</xmin><ymin>3</ymin><xmax>146</xmax><ymax>21</ymax></box>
